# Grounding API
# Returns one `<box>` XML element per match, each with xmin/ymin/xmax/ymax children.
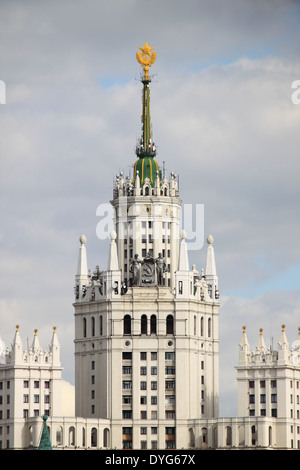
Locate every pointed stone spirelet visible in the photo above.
<box><xmin>178</xmin><ymin>230</ymin><xmax>189</xmax><ymax>271</ymax></box>
<box><xmin>107</xmin><ymin>230</ymin><xmax>119</xmax><ymax>271</ymax></box>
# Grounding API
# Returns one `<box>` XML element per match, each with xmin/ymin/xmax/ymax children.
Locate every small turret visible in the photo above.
<box><xmin>205</xmin><ymin>235</ymin><xmax>219</xmax><ymax>300</ymax></box>
<box><xmin>75</xmin><ymin>235</ymin><xmax>89</xmax><ymax>300</ymax></box>
<box><xmin>238</xmin><ymin>326</ymin><xmax>250</xmax><ymax>365</ymax></box>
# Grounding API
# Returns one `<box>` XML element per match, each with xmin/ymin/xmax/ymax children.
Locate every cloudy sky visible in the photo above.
<box><xmin>0</xmin><ymin>0</ymin><xmax>299</xmax><ymax>417</ymax></box>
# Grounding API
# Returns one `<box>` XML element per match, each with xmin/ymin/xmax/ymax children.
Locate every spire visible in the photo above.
<box><xmin>38</xmin><ymin>415</ymin><xmax>52</xmax><ymax>450</ymax></box>
<box><xmin>205</xmin><ymin>234</ymin><xmax>219</xmax><ymax>300</ymax></box>
<box><xmin>12</xmin><ymin>324</ymin><xmax>22</xmax><ymax>348</ymax></box>
<box><xmin>50</xmin><ymin>326</ymin><xmax>59</xmax><ymax>348</ymax></box>
<box><xmin>107</xmin><ymin>230</ymin><xmax>119</xmax><ymax>271</ymax></box>
<box><xmin>278</xmin><ymin>324</ymin><xmax>288</xmax><ymax>347</ymax></box>
<box><xmin>133</xmin><ymin>42</ymin><xmax>160</xmax><ymax>187</ymax></box>
<box><xmin>32</xmin><ymin>329</ymin><xmax>40</xmax><ymax>351</ymax></box>
<box><xmin>239</xmin><ymin>326</ymin><xmax>249</xmax><ymax>350</ymax></box>
<box><xmin>205</xmin><ymin>234</ymin><xmax>217</xmax><ymax>276</ymax></box>
<box><xmin>178</xmin><ymin>230</ymin><xmax>189</xmax><ymax>271</ymax></box>
<box><xmin>256</xmin><ymin>328</ymin><xmax>266</xmax><ymax>351</ymax></box>
<box><xmin>76</xmin><ymin>235</ymin><xmax>88</xmax><ymax>278</ymax></box>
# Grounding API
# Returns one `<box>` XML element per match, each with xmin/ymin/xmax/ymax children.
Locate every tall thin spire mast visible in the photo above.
<box><xmin>133</xmin><ymin>42</ymin><xmax>160</xmax><ymax>186</ymax></box>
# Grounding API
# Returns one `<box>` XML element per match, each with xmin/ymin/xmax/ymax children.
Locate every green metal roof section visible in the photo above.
<box><xmin>38</xmin><ymin>415</ymin><xmax>53</xmax><ymax>450</ymax></box>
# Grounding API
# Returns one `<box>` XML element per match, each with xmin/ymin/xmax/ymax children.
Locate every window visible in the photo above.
<box><xmin>208</xmin><ymin>318</ymin><xmax>211</xmax><ymax>337</ymax></box>
<box><xmin>165</xmin><ymin>352</ymin><xmax>175</xmax><ymax>360</ymax></box>
<box><xmin>34</xmin><ymin>395</ymin><xmax>39</xmax><ymax>403</ymax></box>
<box><xmin>124</xmin><ymin>315</ymin><xmax>131</xmax><ymax>335</ymax></box>
<box><xmin>140</xmin><ymin>381</ymin><xmax>147</xmax><ymax>390</ymax></box>
<box><xmin>151</xmin><ymin>396</ymin><xmax>157</xmax><ymax>405</ymax></box>
<box><xmin>165</xmin><ymin>380</ymin><xmax>175</xmax><ymax>390</ymax></box>
<box><xmin>249</xmin><ymin>381</ymin><xmax>254</xmax><ymax>389</ymax></box>
<box><xmin>123</xmin><ymin>352</ymin><xmax>132</xmax><ymax>360</ymax></box>
<box><xmin>91</xmin><ymin>316</ymin><xmax>95</xmax><ymax>337</ymax></box>
<box><xmin>123</xmin><ymin>411</ymin><xmax>132</xmax><ymax>419</ymax></box>
<box><xmin>166</xmin><ymin>315</ymin><xmax>174</xmax><ymax>335</ymax></box>
<box><xmin>44</xmin><ymin>381</ymin><xmax>50</xmax><ymax>389</ymax></box>
<box><xmin>140</xmin><ymin>367</ymin><xmax>147</xmax><ymax>375</ymax></box>
<box><xmin>151</xmin><ymin>382</ymin><xmax>157</xmax><ymax>390</ymax></box>
<box><xmin>141</xmin><ymin>411</ymin><xmax>147</xmax><ymax>419</ymax></box>
<box><xmin>123</xmin><ymin>381</ymin><xmax>132</xmax><ymax>390</ymax></box>
<box><xmin>23</xmin><ymin>381</ymin><xmax>29</xmax><ymax>388</ymax></box>
<box><xmin>140</xmin><ymin>352</ymin><xmax>147</xmax><ymax>360</ymax></box>
<box><xmin>271</xmin><ymin>394</ymin><xmax>277</xmax><ymax>403</ymax></box>
<box><xmin>100</xmin><ymin>315</ymin><xmax>103</xmax><ymax>335</ymax></box>
<box><xmin>260</xmin><ymin>394</ymin><xmax>266</xmax><ymax>403</ymax></box>
<box><xmin>123</xmin><ymin>396</ymin><xmax>132</xmax><ymax>404</ymax></box>
<box><xmin>34</xmin><ymin>381</ymin><xmax>39</xmax><ymax>389</ymax></box>
<box><xmin>151</xmin><ymin>367</ymin><xmax>157</xmax><ymax>375</ymax></box>
<box><xmin>140</xmin><ymin>427</ymin><xmax>147</xmax><ymax>435</ymax></box>
<box><xmin>249</xmin><ymin>395</ymin><xmax>255</xmax><ymax>404</ymax></box>
<box><xmin>165</xmin><ymin>367</ymin><xmax>175</xmax><ymax>375</ymax></box>
<box><xmin>83</xmin><ymin>318</ymin><xmax>87</xmax><ymax>338</ymax></box>
<box><xmin>123</xmin><ymin>366</ymin><xmax>132</xmax><ymax>375</ymax></box>
<box><xmin>271</xmin><ymin>380</ymin><xmax>277</xmax><ymax>388</ymax></box>
<box><xmin>150</xmin><ymin>315</ymin><xmax>157</xmax><ymax>335</ymax></box>
<box><xmin>178</xmin><ymin>281</ymin><xmax>183</xmax><ymax>295</ymax></box>
<box><xmin>140</xmin><ymin>396</ymin><xmax>147</xmax><ymax>404</ymax></box>
<box><xmin>23</xmin><ymin>395</ymin><xmax>29</xmax><ymax>403</ymax></box>
<box><xmin>151</xmin><ymin>352</ymin><xmax>157</xmax><ymax>360</ymax></box>
<box><xmin>141</xmin><ymin>315</ymin><xmax>147</xmax><ymax>335</ymax></box>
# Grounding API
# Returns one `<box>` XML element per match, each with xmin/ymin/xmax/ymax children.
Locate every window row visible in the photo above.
<box><xmin>83</xmin><ymin>315</ymin><xmax>104</xmax><ymax>338</ymax></box>
<box><xmin>122</xmin><ymin>410</ymin><xmax>175</xmax><ymax>420</ymax></box>
<box><xmin>123</xmin><ymin>315</ymin><xmax>174</xmax><ymax>335</ymax></box>
<box><xmin>123</xmin><ymin>351</ymin><xmax>175</xmax><ymax>361</ymax></box>
<box><xmin>122</xmin><ymin>366</ymin><xmax>175</xmax><ymax>375</ymax></box>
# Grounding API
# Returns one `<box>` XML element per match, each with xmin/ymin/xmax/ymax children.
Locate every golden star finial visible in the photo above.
<box><xmin>136</xmin><ymin>42</ymin><xmax>157</xmax><ymax>80</ymax></box>
<box><xmin>139</xmin><ymin>42</ymin><xmax>154</xmax><ymax>57</ymax></box>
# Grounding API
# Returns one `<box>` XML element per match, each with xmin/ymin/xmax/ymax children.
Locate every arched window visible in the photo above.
<box><xmin>91</xmin><ymin>428</ymin><xmax>97</xmax><ymax>448</ymax></box>
<box><xmin>91</xmin><ymin>316</ymin><xmax>95</xmax><ymax>337</ymax></box>
<box><xmin>103</xmin><ymin>428</ymin><xmax>110</xmax><ymax>448</ymax></box>
<box><xmin>200</xmin><ymin>317</ymin><xmax>204</xmax><ymax>336</ymax></box>
<box><xmin>83</xmin><ymin>318</ymin><xmax>87</xmax><ymax>338</ymax></box>
<box><xmin>208</xmin><ymin>318</ymin><xmax>211</xmax><ymax>337</ymax></box>
<box><xmin>100</xmin><ymin>315</ymin><xmax>103</xmax><ymax>336</ymax></box>
<box><xmin>166</xmin><ymin>315</ymin><xmax>174</xmax><ymax>335</ymax></box>
<box><xmin>150</xmin><ymin>315</ymin><xmax>157</xmax><ymax>335</ymax></box>
<box><xmin>124</xmin><ymin>315</ymin><xmax>131</xmax><ymax>335</ymax></box>
<box><xmin>141</xmin><ymin>315</ymin><xmax>147</xmax><ymax>335</ymax></box>
<box><xmin>69</xmin><ymin>426</ymin><xmax>75</xmax><ymax>446</ymax></box>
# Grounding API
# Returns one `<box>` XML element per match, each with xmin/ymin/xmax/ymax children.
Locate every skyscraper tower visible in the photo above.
<box><xmin>74</xmin><ymin>43</ymin><xmax>220</xmax><ymax>450</ymax></box>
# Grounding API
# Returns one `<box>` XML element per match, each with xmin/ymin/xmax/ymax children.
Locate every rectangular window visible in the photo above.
<box><xmin>140</xmin><ymin>352</ymin><xmax>147</xmax><ymax>360</ymax></box>
<box><xmin>140</xmin><ymin>367</ymin><xmax>147</xmax><ymax>375</ymax></box>
<box><xmin>151</xmin><ymin>396</ymin><xmax>157</xmax><ymax>405</ymax></box>
<box><xmin>140</xmin><ymin>396</ymin><xmax>147</xmax><ymax>405</ymax></box>
<box><xmin>23</xmin><ymin>395</ymin><xmax>29</xmax><ymax>403</ymax></box>
<box><xmin>165</xmin><ymin>366</ymin><xmax>175</xmax><ymax>375</ymax></box>
<box><xmin>34</xmin><ymin>381</ymin><xmax>39</xmax><ymax>389</ymax></box>
<box><xmin>141</xmin><ymin>411</ymin><xmax>147</xmax><ymax>419</ymax></box>
<box><xmin>151</xmin><ymin>352</ymin><xmax>157</xmax><ymax>360</ymax></box>
<box><xmin>44</xmin><ymin>381</ymin><xmax>50</xmax><ymax>389</ymax></box>
<box><xmin>34</xmin><ymin>395</ymin><xmax>40</xmax><ymax>403</ymax></box>
<box><xmin>249</xmin><ymin>394</ymin><xmax>255</xmax><ymax>404</ymax></box>
<box><xmin>123</xmin><ymin>381</ymin><xmax>132</xmax><ymax>390</ymax></box>
<box><xmin>140</xmin><ymin>381</ymin><xmax>147</xmax><ymax>390</ymax></box>
<box><xmin>122</xmin><ymin>396</ymin><xmax>132</xmax><ymax>404</ymax></box>
<box><xmin>23</xmin><ymin>381</ymin><xmax>29</xmax><ymax>388</ymax></box>
<box><xmin>271</xmin><ymin>394</ymin><xmax>277</xmax><ymax>403</ymax></box>
<box><xmin>151</xmin><ymin>381</ymin><xmax>157</xmax><ymax>390</ymax></box>
<box><xmin>165</xmin><ymin>352</ymin><xmax>175</xmax><ymax>360</ymax></box>
<box><xmin>151</xmin><ymin>367</ymin><xmax>157</xmax><ymax>375</ymax></box>
<box><xmin>122</xmin><ymin>366</ymin><xmax>132</xmax><ymax>375</ymax></box>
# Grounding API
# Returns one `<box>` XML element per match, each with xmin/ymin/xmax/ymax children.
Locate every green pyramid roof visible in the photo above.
<box><xmin>38</xmin><ymin>415</ymin><xmax>53</xmax><ymax>450</ymax></box>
